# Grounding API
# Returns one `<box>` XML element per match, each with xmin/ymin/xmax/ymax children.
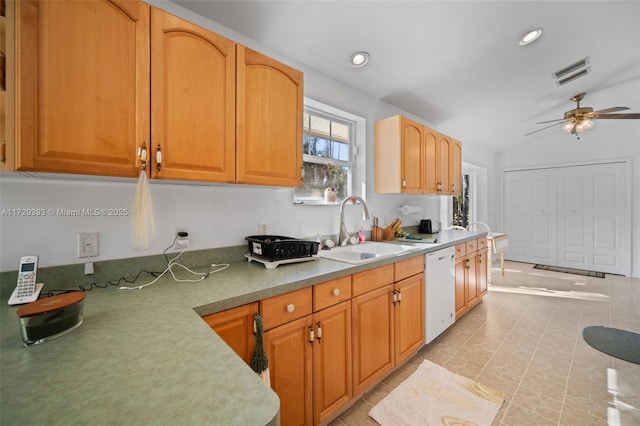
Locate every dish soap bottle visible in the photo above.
<box><xmin>358</xmin><ymin>226</ymin><xmax>366</xmax><ymax>243</ymax></box>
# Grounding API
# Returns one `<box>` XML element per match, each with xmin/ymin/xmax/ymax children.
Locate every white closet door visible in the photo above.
<box><xmin>504</xmin><ymin>169</ymin><xmax>556</xmax><ymax>264</ymax></box>
<box><xmin>557</xmin><ymin>162</ymin><xmax>628</xmax><ymax>274</ymax></box>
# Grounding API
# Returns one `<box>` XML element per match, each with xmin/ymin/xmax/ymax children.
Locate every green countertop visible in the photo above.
<box><xmin>0</xmin><ymin>230</ymin><xmax>484</xmax><ymax>425</ymax></box>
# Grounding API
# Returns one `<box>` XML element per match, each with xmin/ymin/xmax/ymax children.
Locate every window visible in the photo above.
<box><xmin>294</xmin><ymin>99</ymin><xmax>364</xmax><ymax>205</ymax></box>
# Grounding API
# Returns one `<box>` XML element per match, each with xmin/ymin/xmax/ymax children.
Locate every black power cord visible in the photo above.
<box><xmin>40</xmin><ymin>233</ymin><xmax>189</xmax><ymax>298</ymax></box>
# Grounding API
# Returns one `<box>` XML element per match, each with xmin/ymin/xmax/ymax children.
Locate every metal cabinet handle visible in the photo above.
<box><xmin>137</xmin><ymin>142</ymin><xmax>148</xmax><ymax>168</ymax></box>
<box><xmin>332</xmin><ymin>288</ymin><xmax>340</xmax><ymax>296</ymax></box>
<box><xmin>316</xmin><ymin>321</ymin><xmax>322</xmax><ymax>342</ymax></box>
<box><xmin>156</xmin><ymin>144</ymin><xmax>163</xmax><ymax>171</ymax></box>
<box><xmin>308</xmin><ymin>325</ymin><xmax>314</xmax><ymax>343</ymax></box>
<box><xmin>397</xmin><ymin>289</ymin><xmax>402</xmax><ymax>303</ymax></box>
<box><xmin>286</xmin><ymin>304</ymin><xmax>295</xmax><ymax>313</ymax></box>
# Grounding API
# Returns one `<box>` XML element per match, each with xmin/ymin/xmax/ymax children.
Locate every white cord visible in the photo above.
<box><xmin>118</xmin><ymin>249</ymin><xmax>230</xmax><ymax>291</ymax></box>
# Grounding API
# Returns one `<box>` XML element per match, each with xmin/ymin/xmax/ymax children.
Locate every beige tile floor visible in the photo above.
<box><xmin>331</xmin><ymin>261</ymin><xmax>640</xmax><ymax>426</ymax></box>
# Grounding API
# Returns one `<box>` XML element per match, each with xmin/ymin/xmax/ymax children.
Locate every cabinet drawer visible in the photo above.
<box><xmin>394</xmin><ymin>255</ymin><xmax>424</xmax><ymax>281</ymax></box>
<box><xmin>260</xmin><ymin>287</ymin><xmax>312</xmax><ymax>331</ymax></box>
<box><xmin>352</xmin><ymin>264</ymin><xmax>394</xmax><ymax>296</ymax></box>
<box><xmin>313</xmin><ymin>276</ymin><xmax>352</xmax><ymax>312</ymax></box>
<box><xmin>466</xmin><ymin>239</ymin><xmax>478</xmax><ymax>253</ymax></box>
<box><xmin>477</xmin><ymin>237</ymin><xmax>488</xmax><ymax>250</ymax></box>
<box><xmin>455</xmin><ymin>243</ymin><xmax>467</xmax><ymax>258</ymax></box>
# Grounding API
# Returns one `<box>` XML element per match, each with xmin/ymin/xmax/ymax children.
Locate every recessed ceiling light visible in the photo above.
<box><xmin>519</xmin><ymin>29</ymin><xmax>542</xmax><ymax>46</ymax></box>
<box><xmin>350</xmin><ymin>51</ymin><xmax>370</xmax><ymax>67</ymax></box>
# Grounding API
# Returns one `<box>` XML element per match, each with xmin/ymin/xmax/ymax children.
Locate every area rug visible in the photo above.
<box><xmin>369</xmin><ymin>360</ymin><xmax>504</xmax><ymax>426</ymax></box>
<box><xmin>583</xmin><ymin>326</ymin><xmax>640</xmax><ymax>365</ymax></box>
<box><xmin>533</xmin><ymin>264</ymin><xmax>605</xmax><ymax>278</ymax></box>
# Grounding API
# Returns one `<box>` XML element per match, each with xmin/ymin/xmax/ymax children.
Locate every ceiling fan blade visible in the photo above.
<box><xmin>593</xmin><ymin>113</ymin><xmax>640</xmax><ymax>119</ymax></box>
<box><xmin>535</xmin><ymin>118</ymin><xmax>566</xmax><ymax>124</ymax></box>
<box><xmin>590</xmin><ymin>106</ymin><xmax>629</xmax><ymax>115</ymax></box>
<box><xmin>524</xmin><ymin>120</ymin><xmax>566</xmax><ymax>136</ymax></box>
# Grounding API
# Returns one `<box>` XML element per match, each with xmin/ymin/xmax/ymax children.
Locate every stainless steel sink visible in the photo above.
<box><xmin>317</xmin><ymin>241</ymin><xmax>420</xmax><ymax>264</ymax></box>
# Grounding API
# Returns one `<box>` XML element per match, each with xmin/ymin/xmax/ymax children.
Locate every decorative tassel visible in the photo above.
<box><xmin>251</xmin><ymin>313</ymin><xmax>269</xmax><ymax>375</ymax></box>
<box><xmin>132</xmin><ymin>171</ymin><xmax>155</xmax><ymax>249</ymax></box>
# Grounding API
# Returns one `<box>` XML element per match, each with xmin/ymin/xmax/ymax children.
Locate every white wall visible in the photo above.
<box><xmin>497</xmin><ymin>110</ymin><xmax>640</xmax><ymax>277</ymax></box>
<box><xmin>0</xmin><ymin>0</ymin><xmax>497</xmax><ymax>271</ymax></box>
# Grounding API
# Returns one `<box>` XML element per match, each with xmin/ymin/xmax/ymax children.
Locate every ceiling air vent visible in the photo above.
<box><xmin>552</xmin><ymin>57</ymin><xmax>590</xmax><ymax>86</ymax></box>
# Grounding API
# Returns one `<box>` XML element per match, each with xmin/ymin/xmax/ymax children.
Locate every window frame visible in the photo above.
<box><xmin>294</xmin><ymin>98</ymin><xmax>365</xmax><ymax>206</ymax></box>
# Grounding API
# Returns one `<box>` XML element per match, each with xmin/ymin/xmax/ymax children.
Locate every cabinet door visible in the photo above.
<box><xmin>16</xmin><ymin>0</ymin><xmax>149</xmax><ymax>177</ymax></box>
<box><xmin>400</xmin><ymin>117</ymin><xmax>424</xmax><ymax>193</ymax></box>
<box><xmin>151</xmin><ymin>8</ymin><xmax>235</xmax><ymax>182</ymax></box>
<box><xmin>236</xmin><ymin>45</ymin><xmax>303</xmax><ymax>187</ymax></box>
<box><xmin>449</xmin><ymin>139</ymin><xmax>462</xmax><ymax>195</ymax></box>
<box><xmin>455</xmin><ymin>256</ymin><xmax>467</xmax><ymax>319</ymax></box>
<box><xmin>264</xmin><ymin>315</ymin><xmax>313</xmax><ymax>426</ymax></box>
<box><xmin>352</xmin><ymin>285</ymin><xmax>394</xmax><ymax>395</ymax></box>
<box><xmin>477</xmin><ymin>248</ymin><xmax>488</xmax><ymax>296</ymax></box>
<box><xmin>467</xmin><ymin>252</ymin><xmax>479</xmax><ymax>309</ymax></box>
<box><xmin>437</xmin><ymin>133</ymin><xmax>451</xmax><ymax>193</ymax></box>
<box><xmin>394</xmin><ymin>273</ymin><xmax>424</xmax><ymax>365</ymax></box>
<box><xmin>202</xmin><ymin>303</ymin><xmax>257</xmax><ymax>365</ymax></box>
<box><xmin>313</xmin><ymin>302</ymin><xmax>352</xmax><ymax>425</ymax></box>
<box><xmin>423</xmin><ymin>126</ymin><xmax>439</xmax><ymax>193</ymax></box>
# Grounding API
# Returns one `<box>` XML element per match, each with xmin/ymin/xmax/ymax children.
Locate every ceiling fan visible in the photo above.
<box><xmin>525</xmin><ymin>92</ymin><xmax>640</xmax><ymax>138</ymax></box>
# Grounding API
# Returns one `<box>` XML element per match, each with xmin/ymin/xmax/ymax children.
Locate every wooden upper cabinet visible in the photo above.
<box><xmin>375</xmin><ymin>115</ymin><xmax>462</xmax><ymax>195</ymax></box>
<box><xmin>449</xmin><ymin>138</ymin><xmax>462</xmax><ymax>195</ymax></box>
<box><xmin>16</xmin><ymin>0</ymin><xmax>149</xmax><ymax>177</ymax></box>
<box><xmin>423</xmin><ymin>126</ymin><xmax>439</xmax><ymax>193</ymax></box>
<box><xmin>374</xmin><ymin>115</ymin><xmax>424</xmax><ymax>193</ymax></box>
<box><xmin>400</xmin><ymin>117</ymin><xmax>424</xmax><ymax>193</ymax></box>
<box><xmin>150</xmin><ymin>8</ymin><xmax>235</xmax><ymax>182</ymax></box>
<box><xmin>236</xmin><ymin>45</ymin><xmax>303</xmax><ymax>187</ymax></box>
<box><xmin>437</xmin><ymin>132</ymin><xmax>451</xmax><ymax>194</ymax></box>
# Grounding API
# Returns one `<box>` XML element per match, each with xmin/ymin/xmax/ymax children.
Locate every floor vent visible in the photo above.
<box><xmin>552</xmin><ymin>57</ymin><xmax>590</xmax><ymax>86</ymax></box>
<box><xmin>533</xmin><ymin>264</ymin><xmax>605</xmax><ymax>278</ymax></box>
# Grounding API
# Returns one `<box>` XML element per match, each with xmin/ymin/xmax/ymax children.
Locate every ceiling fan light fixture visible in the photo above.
<box><xmin>350</xmin><ymin>51</ymin><xmax>370</xmax><ymax>67</ymax></box>
<box><xmin>562</xmin><ymin>118</ymin><xmax>594</xmax><ymax>134</ymax></box>
<box><xmin>519</xmin><ymin>29</ymin><xmax>542</xmax><ymax>46</ymax></box>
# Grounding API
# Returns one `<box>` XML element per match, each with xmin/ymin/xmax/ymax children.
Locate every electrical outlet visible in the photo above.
<box><xmin>78</xmin><ymin>232</ymin><xmax>99</xmax><ymax>258</ymax></box>
<box><xmin>174</xmin><ymin>227</ymin><xmax>190</xmax><ymax>249</ymax></box>
<box><xmin>259</xmin><ymin>223</ymin><xmax>269</xmax><ymax>235</ymax></box>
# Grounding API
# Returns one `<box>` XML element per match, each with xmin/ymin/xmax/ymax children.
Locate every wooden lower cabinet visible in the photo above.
<box><xmin>262</xmin><ymin>281</ymin><xmax>352</xmax><ymax>426</ymax></box>
<box><xmin>202</xmin><ymin>302</ymin><xmax>257</xmax><ymax>365</ymax></box>
<box><xmin>204</xmin><ymin>258</ymin><xmax>425</xmax><ymax>425</ymax></box>
<box><xmin>455</xmin><ymin>251</ymin><xmax>478</xmax><ymax>319</ymax></box>
<box><xmin>394</xmin><ymin>273</ymin><xmax>425</xmax><ymax>365</ymax></box>
<box><xmin>264</xmin><ymin>315</ymin><xmax>314</xmax><ymax>426</ymax></box>
<box><xmin>455</xmin><ymin>239</ymin><xmax>486</xmax><ymax>319</ymax></box>
<box><xmin>352</xmin><ymin>284</ymin><xmax>394</xmax><ymax>395</ymax></box>
<box><xmin>312</xmin><ymin>301</ymin><xmax>352</xmax><ymax>425</ymax></box>
<box><xmin>477</xmin><ymin>247</ymin><xmax>488</xmax><ymax>296</ymax></box>
<box><xmin>352</xmin><ymin>261</ymin><xmax>424</xmax><ymax>396</ymax></box>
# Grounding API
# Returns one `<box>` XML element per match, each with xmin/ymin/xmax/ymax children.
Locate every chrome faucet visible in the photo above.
<box><xmin>338</xmin><ymin>196</ymin><xmax>370</xmax><ymax>246</ymax></box>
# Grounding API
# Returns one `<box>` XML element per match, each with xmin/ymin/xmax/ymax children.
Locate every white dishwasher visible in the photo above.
<box><xmin>425</xmin><ymin>246</ymin><xmax>456</xmax><ymax>344</ymax></box>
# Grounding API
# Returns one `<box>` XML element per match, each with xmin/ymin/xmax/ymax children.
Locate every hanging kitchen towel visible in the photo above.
<box><xmin>251</xmin><ymin>313</ymin><xmax>271</xmax><ymax>386</ymax></box>
<box><xmin>132</xmin><ymin>171</ymin><xmax>156</xmax><ymax>249</ymax></box>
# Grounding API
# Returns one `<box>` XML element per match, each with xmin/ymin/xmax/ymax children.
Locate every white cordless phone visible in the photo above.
<box><xmin>8</xmin><ymin>256</ymin><xmax>43</xmax><ymax>306</ymax></box>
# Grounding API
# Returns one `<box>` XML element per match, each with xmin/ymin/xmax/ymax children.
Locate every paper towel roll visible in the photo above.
<box><xmin>399</xmin><ymin>205</ymin><xmax>422</xmax><ymax>215</ymax></box>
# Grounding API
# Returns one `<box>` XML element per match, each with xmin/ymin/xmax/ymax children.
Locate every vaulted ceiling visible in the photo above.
<box><xmin>173</xmin><ymin>1</ymin><xmax>640</xmax><ymax>153</ymax></box>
